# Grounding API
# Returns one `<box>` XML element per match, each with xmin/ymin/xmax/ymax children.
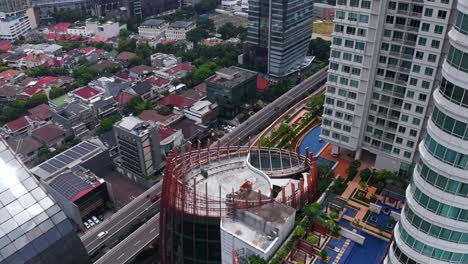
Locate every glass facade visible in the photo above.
<box><xmin>438</xmin><ymin>78</ymin><xmax>468</xmax><ymax>108</ymax></box>
<box><xmin>391</xmin><ymin>242</ymin><xmax>420</xmax><ymax>264</ymax></box>
<box><xmin>245</xmin><ymin>0</ymin><xmax>313</xmax><ymax>76</ymax></box>
<box><xmin>447</xmin><ymin>45</ymin><xmax>468</xmax><ymax>73</ymax></box>
<box><xmin>0</xmin><ymin>140</ymin><xmax>90</xmax><ymax>264</ymax></box>
<box><xmin>455</xmin><ymin>11</ymin><xmax>468</xmax><ymax>35</ymax></box>
<box><xmin>431</xmin><ymin>106</ymin><xmax>468</xmax><ymax>140</ymax></box>
<box><xmin>416</xmin><ymin>161</ymin><xmax>468</xmax><ymax>197</ymax></box>
<box><xmin>423</xmin><ymin>134</ymin><xmax>468</xmax><ymax>170</ymax></box>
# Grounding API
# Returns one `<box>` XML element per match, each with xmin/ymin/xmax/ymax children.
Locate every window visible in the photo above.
<box><xmin>404</xmin><ymin>103</ymin><xmax>412</xmax><ymax>110</ymax></box>
<box><xmin>412</xmin><ymin>65</ymin><xmax>421</xmax><ymax>73</ymax></box>
<box><xmin>386</xmin><ymin>15</ymin><xmax>394</xmax><ymax>24</ymax></box>
<box><xmin>357</xmin><ymin>28</ymin><xmax>366</xmax><ymax>37</ymax></box>
<box><xmin>421</xmin><ymin>23</ymin><xmax>430</xmax><ymax>32</ymax></box>
<box><xmin>396</xmin><ymin>137</ymin><xmax>403</xmax><ymax>144</ymax></box>
<box><xmin>428</xmin><ymin>54</ymin><xmax>437</xmax><ymax>62</ymax></box>
<box><xmin>348</xmin><ymin>12</ymin><xmax>358</xmax><ymax>21</ymax></box>
<box><xmin>424</xmin><ymin>8</ymin><xmax>433</xmax><ymax>17</ymax></box>
<box><xmin>418</xmin><ymin>37</ymin><xmax>427</xmax><ymax>46</ymax></box>
<box><xmin>346</xmin><ymin>27</ymin><xmax>356</xmax><ymax>35</ymax></box>
<box><xmin>388</xmin><ymin>1</ymin><xmax>396</xmax><ymax>10</ymax></box>
<box><xmin>345</xmin><ymin>39</ymin><xmax>354</xmax><ymax>48</ymax></box>
<box><xmin>338</xmin><ymin>89</ymin><xmax>346</xmax><ymax>97</ymax></box>
<box><xmin>348</xmin><ymin>92</ymin><xmax>357</xmax><ymax>99</ymax></box>
<box><xmin>342</xmin><ymin>65</ymin><xmax>351</xmax><ymax>73</ymax></box>
<box><xmin>401</xmin><ymin>115</ymin><xmax>409</xmax><ymax>122</ymax></box>
<box><xmin>438</xmin><ymin>10</ymin><xmax>447</xmax><ymax>19</ymax></box>
<box><xmin>415</xmin><ymin>51</ymin><xmax>424</xmax><ymax>60</ymax></box>
<box><xmin>404</xmin><ymin>151</ymin><xmax>411</xmax><ymax>158</ymax></box>
<box><xmin>355</xmin><ymin>42</ymin><xmax>365</xmax><ymax>50</ymax></box>
<box><xmin>419</xmin><ymin>94</ymin><xmax>427</xmax><ymax>102</ymax></box>
<box><xmin>330</xmin><ymin>63</ymin><xmax>339</xmax><ymax>70</ymax></box>
<box><xmin>353</xmin><ymin>55</ymin><xmax>363</xmax><ymax>63</ymax></box>
<box><xmin>407</xmin><ymin>141</ymin><xmax>414</xmax><ymax>148</ymax></box>
<box><xmin>361</xmin><ymin>0</ymin><xmax>371</xmax><ymax>9</ymax></box>
<box><xmin>331</xmin><ymin>50</ymin><xmax>341</xmax><ymax>58</ymax></box>
<box><xmin>434</xmin><ymin>25</ymin><xmax>444</xmax><ymax>34</ymax></box>
<box><xmin>415</xmin><ymin>106</ymin><xmax>424</xmax><ymax>114</ymax></box>
<box><xmin>447</xmin><ymin>45</ymin><xmax>468</xmax><ymax>73</ymax></box>
<box><xmin>407</xmin><ymin>91</ymin><xmax>415</xmax><ymax>98</ymax></box>
<box><xmin>359</xmin><ymin>14</ymin><xmax>369</xmax><ymax>23</ymax></box>
<box><xmin>346</xmin><ymin>103</ymin><xmax>355</xmax><ymax>111</ymax></box>
<box><xmin>413</xmin><ymin>118</ymin><xmax>421</xmax><ymax>125</ymax></box>
<box><xmin>337</xmin><ymin>0</ymin><xmax>346</xmax><ymax>5</ymax></box>
<box><xmin>384</xmin><ymin>29</ymin><xmax>392</xmax><ymax>38</ymax></box>
<box><xmin>343</xmin><ymin>53</ymin><xmax>352</xmax><ymax>61</ymax></box>
<box><xmin>425</xmin><ymin>67</ymin><xmax>434</xmax><ymax>76</ymax></box>
<box><xmin>336</xmin><ymin>10</ymin><xmax>345</xmax><ymax>19</ymax></box>
<box><xmin>350</xmin><ymin>80</ymin><xmax>359</xmax><ymax>88</ymax></box>
<box><xmin>352</xmin><ymin>68</ymin><xmax>361</xmax><ymax>76</ymax></box>
<box><xmin>333</xmin><ymin>38</ymin><xmax>342</xmax><ymax>46</ymax></box>
<box><xmin>328</xmin><ymin>86</ymin><xmax>336</xmax><ymax>94</ymax></box>
<box><xmin>431</xmin><ymin>40</ymin><xmax>440</xmax><ymax>49</ymax></box>
<box><xmin>410</xmin><ymin>78</ymin><xmax>418</xmax><ymax>86</ymax></box>
<box><xmin>343</xmin><ymin>125</ymin><xmax>351</xmax><ymax>132</ymax></box>
<box><xmin>335</xmin><ymin>24</ymin><xmax>344</xmax><ymax>33</ymax></box>
<box><xmin>422</xmin><ymin>80</ymin><xmax>430</xmax><ymax>89</ymax></box>
<box><xmin>455</xmin><ymin>11</ymin><xmax>468</xmax><ymax>35</ymax></box>
<box><xmin>398</xmin><ymin>126</ymin><xmax>406</xmax><ymax>133</ymax></box>
<box><xmin>350</xmin><ymin>0</ymin><xmax>359</xmax><ymax>7</ymax></box>
<box><xmin>410</xmin><ymin>129</ymin><xmax>418</xmax><ymax>137</ymax></box>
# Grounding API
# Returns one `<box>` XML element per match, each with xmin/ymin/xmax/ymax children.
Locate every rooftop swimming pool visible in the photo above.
<box><xmin>299</xmin><ymin>126</ymin><xmax>336</xmax><ymax>169</ymax></box>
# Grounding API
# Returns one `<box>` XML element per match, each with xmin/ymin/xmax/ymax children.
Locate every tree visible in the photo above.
<box><xmin>97</xmin><ymin>115</ymin><xmax>122</xmax><ymax>135</ymax></box>
<box><xmin>308</xmin><ymin>38</ymin><xmax>331</xmax><ymax>63</ymax></box>
<box><xmin>194</xmin><ymin>0</ymin><xmax>220</xmax><ymax>13</ymax></box>
<box><xmin>360</xmin><ymin>168</ymin><xmax>372</xmax><ymax>182</ymax></box>
<box><xmin>263</xmin><ymin>78</ymin><xmax>292</xmax><ymax>101</ymax></box>
<box><xmin>187</xmin><ymin>27</ymin><xmax>209</xmax><ymax>44</ymax></box>
<box><xmin>217</xmin><ymin>22</ymin><xmax>240</xmax><ymax>40</ymax></box>
<box><xmin>294</xmin><ymin>225</ymin><xmax>305</xmax><ymax>238</ymax></box>
<box><xmin>320</xmin><ymin>250</ymin><xmax>328</xmax><ymax>261</ymax></box>
<box><xmin>127</xmin><ymin>96</ymin><xmax>153</xmax><ymax>115</ymax></box>
<box><xmin>347</xmin><ymin>160</ymin><xmax>361</xmax><ymax>179</ymax></box>
<box><xmin>59</xmin><ymin>41</ymin><xmax>80</xmax><ymax>51</ymax></box>
<box><xmin>26</xmin><ymin>94</ymin><xmax>48</xmax><ymax>108</ymax></box>
<box><xmin>72</xmin><ymin>66</ymin><xmax>99</xmax><ymax>85</ymax></box>
<box><xmin>119</xmin><ymin>28</ymin><xmax>130</xmax><ymax>38</ymax></box>
<box><xmin>52</xmin><ymin>9</ymin><xmax>82</xmax><ymax>23</ymax></box>
<box><xmin>196</xmin><ymin>18</ymin><xmax>215</xmax><ymax>32</ymax></box>
<box><xmin>27</xmin><ymin>66</ymin><xmax>68</xmax><ymax>77</ymax></box>
<box><xmin>156</xmin><ymin>106</ymin><xmax>171</xmax><ymax>116</ymax></box>
<box><xmin>306</xmin><ymin>235</ymin><xmax>319</xmax><ymax>245</ymax></box>
<box><xmin>49</xmin><ymin>87</ymin><xmax>66</xmax><ymax>99</ymax></box>
<box><xmin>0</xmin><ymin>66</ymin><xmax>10</xmax><ymax>72</ymax></box>
<box><xmin>248</xmin><ymin>255</ymin><xmax>266</xmax><ymax>264</ymax></box>
<box><xmin>192</xmin><ymin>61</ymin><xmax>219</xmax><ymax>85</ymax></box>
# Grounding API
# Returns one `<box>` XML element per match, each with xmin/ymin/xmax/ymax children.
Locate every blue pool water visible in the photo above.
<box><xmin>316</xmin><ymin>247</ymin><xmax>338</xmax><ymax>264</ymax></box>
<box><xmin>344</xmin><ymin>207</ymin><xmax>357</xmax><ymax>218</ymax></box>
<box><xmin>366</xmin><ymin>202</ymin><xmax>400</xmax><ymax>232</ymax></box>
<box><xmin>340</xmin><ymin>233</ymin><xmax>389</xmax><ymax>264</ymax></box>
<box><xmin>300</xmin><ymin>126</ymin><xmax>327</xmax><ymax>156</ymax></box>
<box><xmin>328</xmin><ymin>237</ymin><xmax>346</xmax><ymax>249</ymax></box>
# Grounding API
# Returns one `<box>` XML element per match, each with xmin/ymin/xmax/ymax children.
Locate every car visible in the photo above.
<box><xmin>87</xmin><ymin>219</ymin><xmax>95</xmax><ymax>227</ymax></box>
<box><xmin>98</xmin><ymin>215</ymin><xmax>104</xmax><ymax>221</ymax></box>
<box><xmin>150</xmin><ymin>194</ymin><xmax>160</xmax><ymax>202</ymax></box>
<box><xmin>83</xmin><ymin>222</ymin><xmax>90</xmax><ymax>229</ymax></box>
<box><xmin>97</xmin><ymin>231</ymin><xmax>108</xmax><ymax>239</ymax></box>
<box><xmin>92</xmin><ymin>216</ymin><xmax>100</xmax><ymax>224</ymax></box>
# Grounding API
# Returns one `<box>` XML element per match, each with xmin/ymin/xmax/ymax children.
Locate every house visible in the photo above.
<box><xmin>4</xmin><ymin>116</ymin><xmax>32</xmax><ymax>136</ymax></box>
<box><xmin>0</xmin><ymin>69</ymin><xmax>23</xmax><ymax>84</ymax></box>
<box><xmin>6</xmin><ymin>136</ymin><xmax>43</xmax><ymax>163</ymax></box>
<box><xmin>144</xmin><ymin>76</ymin><xmax>171</xmax><ymax>95</ymax></box>
<box><xmin>85</xmin><ymin>19</ymin><xmax>124</xmax><ymax>39</ymax></box>
<box><xmin>150</xmin><ymin>53</ymin><xmax>180</xmax><ymax>68</ymax></box>
<box><xmin>183</xmin><ymin>100</ymin><xmax>219</xmax><ymax>124</ymax></box>
<box><xmin>114</xmin><ymin>91</ymin><xmax>135</xmax><ymax>109</ymax></box>
<box><xmin>179</xmin><ymin>86</ymin><xmax>206</xmax><ymax>101</ymax></box>
<box><xmin>201</xmin><ymin>37</ymin><xmax>224</xmax><ymax>46</ymax></box>
<box><xmin>155</xmin><ymin>61</ymin><xmax>193</xmax><ymax>80</ymax></box>
<box><xmin>3</xmin><ymin>53</ymin><xmax>25</xmax><ymax>68</ymax></box>
<box><xmin>49</xmin><ymin>22</ymin><xmax>71</xmax><ymax>34</ymax></box>
<box><xmin>21</xmin><ymin>53</ymin><xmax>50</xmax><ymax>69</ymax></box>
<box><xmin>138</xmin><ymin>19</ymin><xmax>168</xmax><ymax>41</ymax></box>
<box><xmin>71</xmin><ymin>86</ymin><xmax>105</xmax><ymax>103</ymax></box>
<box><xmin>166</xmin><ymin>21</ymin><xmax>195</xmax><ymax>41</ymax></box>
<box><xmin>158</xmin><ymin>94</ymin><xmax>195</xmax><ymax>111</ymax></box>
<box><xmin>91</xmin><ymin>76</ymin><xmax>130</xmax><ymax>97</ymax></box>
<box><xmin>27</xmin><ymin>104</ymin><xmax>52</xmax><ymax>122</ymax></box>
<box><xmin>138</xmin><ymin>110</ymin><xmax>182</xmax><ymax>127</ymax></box>
<box><xmin>128</xmin><ymin>81</ymin><xmax>153</xmax><ymax>100</ymax></box>
<box><xmin>159</xmin><ymin>127</ymin><xmax>184</xmax><ymax>154</ymax></box>
<box><xmin>116</xmin><ymin>51</ymin><xmax>137</xmax><ymax>64</ymax></box>
<box><xmin>31</xmin><ymin>124</ymin><xmax>66</xmax><ymax>148</ymax></box>
<box><xmin>129</xmin><ymin>65</ymin><xmax>154</xmax><ymax>80</ymax></box>
<box><xmin>0</xmin><ymin>85</ymin><xmax>22</xmax><ymax>101</ymax></box>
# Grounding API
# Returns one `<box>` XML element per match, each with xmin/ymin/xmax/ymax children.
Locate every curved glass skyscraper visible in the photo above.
<box><xmin>386</xmin><ymin>1</ymin><xmax>468</xmax><ymax>263</ymax></box>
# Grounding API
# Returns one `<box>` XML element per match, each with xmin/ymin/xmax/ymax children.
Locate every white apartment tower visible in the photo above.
<box><xmin>321</xmin><ymin>0</ymin><xmax>454</xmax><ymax>171</ymax></box>
<box><xmin>386</xmin><ymin>0</ymin><xmax>468</xmax><ymax>263</ymax></box>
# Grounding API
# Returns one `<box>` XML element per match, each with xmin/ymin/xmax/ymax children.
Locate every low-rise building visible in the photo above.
<box><xmin>128</xmin><ymin>81</ymin><xmax>153</xmax><ymax>100</ymax></box>
<box><xmin>158</xmin><ymin>94</ymin><xmax>195</xmax><ymax>112</ymax></box>
<box><xmin>51</xmin><ymin>101</ymin><xmax>98</xmax><ymax>139</ymax></box>
<box><xmin>70</xmin><ymin>85</ymin><xmax>118</xmax><ymax>119</ymax></box>
<box><xmin>27</xmin><ymin>103</ymin><xmax>52</xmax><ymax>122</ymax></box>
<box><xmin>138</xmin><ymin>110</ymin><xmax>183</xmax><ymax>127</ymax></box>
<box><xmin>183</xmin><ymin>100</ymin><xmax>219</xmax><ymax>124</ymax></box>
<box><xmin>85</xmin><ymin>19</ymin><xmax>124</xmax><ymax>39</ymax></box>
<box><xmin>166</xmin><ymin>21</ymin><xmax>195</xmax><ymax>41</ymax></box>
<box><xmin>114</xmin><ymin>116</ymin><xmax>162</xmax><ymax>182</ymax></box>
<box><xmin>129</xmin><ymin>65</ymin><xmax>154</xmax><ymax>80</ymax></box>
<box><xmin>150</xmin><ymin>53</ymin><xmax>180</xmax><ymax>68</ymax></box>
<box><xmin>144</xmin><ymin>76</ymin><xmax>171</xmax><ymax>95</ymax></box>
<box><xmin>6</xmin><ymin>135</ymin><xmax>43</xmax><ymax>163</ymax></box>
<box><xmin>70</xmin><ymin>86</ymin><xmax>105</xmax><ymax>103</ymax></box>
<box><xmin>4</xmin><ymin>116</ymin><xmax>32</xmax><ymax>136</ymax></box>
<box><xmin>206</xmin><ymin>66</ymin><xmax>257</xmax><ymax>116</ymax></box>
<box><xmin>159</xmin><ymin>127</ymin><xmax>183</xmax><ymax>154</ymax></box>
<box><xmin>21</xmin><ymin>53</ymin><xmax>50</xmax><ymax>68</ymax></box>
<box><xmin>115</xmin><ymin>51</ymin><xmax>137</xmax><ymax>65</ymax></box>
<box><xmin>90</xmin><ymin>76</ymin><xmax>130</xmax><ymax>97</ymax></box>
<box><xmin>31</xmin><ymin>123</ymin><xmax>66</xmax><ymax>148</ymax></box>
<box><xmin>0</xmin><ymin>13</ymin><xmax>31</xmax><ymax>40</ymax></box>
<box><xmin>155</xmin><ymin>61</ymin><xmax>193</xmax><ymax>80</ymax></box>
<box><xmin>138</xmin><ymin>19</ymin><xmax>168</xmax><ymax>41</ymax></box>
<box><xmin>0</xmin><ymin>84</ymin><xmax>21</xmax><ymax>101</ymax></box>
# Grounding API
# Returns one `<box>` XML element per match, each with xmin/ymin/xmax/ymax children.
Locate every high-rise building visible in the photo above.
<box><xmin>385</xmin><ymin>1</ymin><xmax>468</xmax><ymax>263</ymax></box>
<box><xmin>0</xmin><ymin>0</ymin><xmax>30</xmax><ymax>14</ymax></box>
<box><xmin>321</xmin><ymin>0</ymin><xmax>454</xmax><ymax>171</ymax></box>
<box><xmin>114</xmin><ymin>116</ymin><xmax>161</xmax><ymax>182</ymax></box>
<box><xmin>0</xmin><ymin>139</ymin><xmax>91</xmax><ymax>264</ymax></box>
<box><xmin>243</xmin><ymin>0</ymin><xmax>313</xmax><ymax>77</ymax></box>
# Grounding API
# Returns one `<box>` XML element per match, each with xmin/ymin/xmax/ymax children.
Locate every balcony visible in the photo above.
<box><xmin>404</xmin><ymin>40</ymin><xmax>416</xmax><ymax>46</ymax></box>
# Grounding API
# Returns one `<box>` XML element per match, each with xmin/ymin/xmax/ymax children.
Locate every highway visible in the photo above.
<box><xmin>94</xmin><ymin>213</ymin><xmax>161</xmax><ymax>264</ymax></box>
<box><xmin>217</xmin><ymin>66</ymin><xmax>328</xmax><ymax>146</ymax></box>
<box><xmin>81</xmin><ymin>181</ymin><xmax>162</xmax><ymax>255</ymax></box>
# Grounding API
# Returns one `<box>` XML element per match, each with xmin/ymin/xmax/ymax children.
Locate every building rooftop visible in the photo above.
<box><xmin>6</xmin><ymin>136</ymin><xmax>43</xmax><ymax>157</ymax></box>
<box><xmin>171</xmin><ymin>118</ymin><xmax>206</xmax><ymax>140</ymax></box>
<box><xmin>116</xmin><ymin>51</ymin><xmax>137</xmax><ymax>61</ymax></box>
<box><xmin>31</xmin><ymin>124</ymin><xmax>65</xmax><ymax>144</ymax></box>
<box><xmin>130</xmin><ymin>81</ymin><xmax>152</xmax><ymax>96</ymax></box>
<box><xmin>0</xmin><ymin>85</ymin><xmax>20</xmax><ymax>97</ymax></box>
<box><xmin>158</xmin><ymin>94</ymin><xmax>195</xmax><ymax>109</ymax></box>
<box><xmin>116</xmin><ymin>116</ymin><xmax>158</xmax><ymax>137</ymax></box>
<box><xmin>5</xmin><ymin>116</ymin><xmax>31</xmax><ymax>133</ymax></box>
<box><xmin>141</xmin><ymin>19</ymin><xmax>167</xmax><ymax>27</ymax></box>
<box><xmin>169</xmin><ymin>20</ymin><xmax>194</xmax><ymax>29</ymax></box>
<box><xmin>27</xmin><ymin>104</ymin><xmax>51</xmax><ymax>122</ymax></box>
<box><xmin>206</xmin><ymin>66</ymin><xmax>257</xmax><ymax>89</ymax></box>
<box><xmin>129</xmin><ymin>65</ymin><xmax>154</xmax><ymax>75</ymax></box>
<box><xmin>114</xmin><ymin>91</ymin><xmax>134</xmax><ymax>106</ymax></box>
<box><xmin>48</xmin><ymin>168</ymin><xmax>102</xmax><ymax>202</ymax></box>
<box><xmin>72</xmin><ymin>86</ymin><xmax>104</xmax><ymax>100</ymax></box>
<box><xmin>138</xmin><ymin>110</ymin><xmax>181</xmax><ymax>125</ymax></box>
<box><xmin>31</xmin><ymin>139</ymin><xmax>106</xmax><ymax>180</ymax></box>
<box><xmin>180</xmin><ymin>88</ymin><xmax>206</xmax><ymax>101</ymax></box>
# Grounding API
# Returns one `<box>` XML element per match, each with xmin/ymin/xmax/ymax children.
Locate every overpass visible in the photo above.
<box><xmin>94</xmin><ymin>213</ymin><xmax>161</xmax><ymax>264</ymax></box>
<box><xmin>81</xmin><ymin>181</ymin><xmax>162</xmax><ymax>256</ymax></box>
<box><xmin>217</xmin><ymin>66</ymin><xmax>328</xmax><ymax>146</ymax></box>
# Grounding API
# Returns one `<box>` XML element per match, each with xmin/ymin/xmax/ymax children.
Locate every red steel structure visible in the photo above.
<box><xmin>160</xmin><ymin>139</ymin><xmax>319</xmax><ymax>264</ymax></box>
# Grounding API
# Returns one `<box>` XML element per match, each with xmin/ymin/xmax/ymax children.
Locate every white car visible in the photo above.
<box><xmin>97</xmin><ymin>231</ymin><xmax>108</xmax><ymax>239</ymax></box>
<box><xmin>87</xmin><ymin>219</ymin><xmax>95</xmax><ymax>227</ymax></box>
<box><xmin>92</xmin><ymin>216</ymin><xmax>100</xmax><ymax>224</ymax></box>
<box><xmin>84</xmin><ymin>222</ymin><xmax>90</xmax><ymax>229</ymax></box>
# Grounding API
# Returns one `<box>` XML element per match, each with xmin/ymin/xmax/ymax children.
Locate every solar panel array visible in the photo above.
<box><xmin>38</xmin><ymin>141</ymin><xmax>99</xmax><ymax>175</ymax></box>
<box><xmin>49</xmin><ymin>172</ymin><xmax>91</xmax><ymax>201</ymax></box>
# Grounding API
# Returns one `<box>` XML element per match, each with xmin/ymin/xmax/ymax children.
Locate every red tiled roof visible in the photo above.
<box><xmin>51</xmin><ymin>22</ymin><xmax>71</xmax><ymax>33</ymax></box>
<box><xmin>32</xmin><ymin>124</ymin><xmax>65</xmax><ymax>144</ymax></box>
<box><xmin>116</xmin><ymin>73</ymin><xmax>135</xmax><ymax>82</ymax></box>
<box><xmin>36</xmin><ymin>76</ymin><xmax>58</xmax><ymax>87</ymax></box>
<box><xmin>6</xmin><ymin>116</ymin><xmax>31</xmax><ymax>132</ymax></box>
<box><xmin>130</xmin><ymin>65</ymin><xmax>154</xmax><ymax>75</ymax></box>
<box><xmin>72</xmin><ymin>86</ymin><xmax>102</xmax><ymax>100</ymax></box>
<box><xmin>23</xmin><ymin>53</ymin><xmax>49</xmax><ymax>63</ymax></box>
<box><xmin>158</xmin><ymin>94</ymin><xmax>195</xmax><ymax>109</ymax></box>
<box><xmin>159</xmin><ymin>127</ymin><xmax>176</xmax><ymax>141</ymax></box>
<box><xmin>139</xmin><ymin>110</ymin><xmax>173</xmax><ymax>123</ymax></box>
<box><xmin>80</xmin><ymin>46</ymin><xmax>96</xmax><ymax>54</ymax></box>
<box><xmin>0</xmin><ymin>69</ymin><xmax>20</xmax><ymax>81</ymax></box>
<box><xmin>164</xmin><ymin>62</ymin><xmax>193</xmax><ymax>75</ymax></box>
<box><xmin>27</xmin><ymin>104</ymin><xmax>51</xmax><ymax>121</ymax></box>
<box><xmin>145</xmin><ymin>76</ymin><xmax>170</xmax><ymax>87</ymax></box>
<box><xmin>42</xmin><ymin>58</ymin><xmax>64</xmax><ymax>67</ymax></box>
<box><xmin>23</xmin><ymin>85</ymin><xmax>44</xmax><ymax>96</ymax></box>
<box><xmin>0</xmin><ymin>40</ymin><xmax>11</xmax><ymax>52</ymax></box>
<box><xmin>116</xmin><ymin>51</ymin><xmax>136</xmax><ymax>61</ymax></box>
<box><xmin>193</xmin><ymin>82</ymin><xmax>206</xmax><ymax>93</ymax></box>
<box><xmin>114</xmin><ymin>91</ymin><xmax>134</xmax><ymax>106</ymax></box>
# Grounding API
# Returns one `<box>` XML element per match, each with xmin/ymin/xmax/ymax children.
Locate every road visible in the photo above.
<box><xmin>94</xmin><ymin>213</ymin><xmax>161</xmax><ymax>264</ymax></box>
<box><xmin>217</xmin><ymin>66</ymin><xmax>328</xmax><ymax>146</ymax></box>
<box><xmin>82</xmin><ymin>181</ymin><xmax>163</xmax><ymax>255</ymax></box>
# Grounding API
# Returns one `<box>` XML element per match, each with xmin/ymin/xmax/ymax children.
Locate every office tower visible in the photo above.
<box><xmin>113</xmin><ymin>116</ymin><xmax>161</xmax><ymax>182</ymax></box>
<box><xmin>385</xmin><ymin>1</ymin><xmax>468</xmax><ymax>263</ymax></box>
<box><xmin>0</xmin><ymin>0</ymin><xmax>30</xmax><ymax>14</ymax></box>
<box><xmin>0</xmin><ymin>139</ymin><xmax>91</xmax><ymax>264</ymax></box>
<box><xmin>321</xmin><ymin>0</ymin><xmax>455</xmax><ymax>171</ymax></box>
<box><xmin>243</xmin><ymin>0</ymin><xmax>313</xmax><ymax>77</ymax></box>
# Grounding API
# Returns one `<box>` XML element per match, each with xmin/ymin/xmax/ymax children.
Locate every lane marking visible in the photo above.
<box><xmin>117</xmin><ymin>253</ymin><xmax>125</xmax><ymax>260</ymax></box>
<box><xmin>134</xmin><ymin>240</ymin><xmax>141</xmax><ymax>246</ymax></box>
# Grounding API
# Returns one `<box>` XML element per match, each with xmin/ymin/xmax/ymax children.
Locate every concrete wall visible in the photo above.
<box><xmin>339</xmin><ymin>228</ymin><xmax>365</xmax><ymax>245</ymax></box>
